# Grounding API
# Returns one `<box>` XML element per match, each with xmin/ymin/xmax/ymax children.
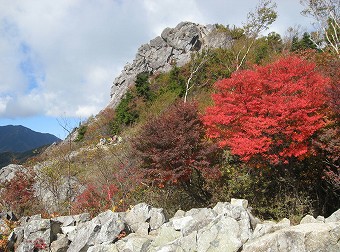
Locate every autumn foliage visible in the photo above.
<box><xmin>203</xmin><ymin>56</ymin><xmax>330</xmax><ymax>164</ymax></box>
<box><xmin>72</xmin><ymin>183</ymin><xmax>118</xmax><ymax>216</ymax></box>
<box><xmin>0</xmin><ymin>170</ymin><xmax>37</xmax><ymax>216</ymax></box>
<box><xmin>134</xmin><ymin>101</ymin><xmax>220</xmax><ymax>185</ymax></box>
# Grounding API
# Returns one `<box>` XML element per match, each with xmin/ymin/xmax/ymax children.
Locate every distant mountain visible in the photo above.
<box><xmin>0</xmin><ymin>125</ymin><xmax>61</xmax><ymax>153</ymax></box>
<box><xmin>0</xmin><ymin>145</ymin><xmax>49</xmax><ymax>168</ymax></box>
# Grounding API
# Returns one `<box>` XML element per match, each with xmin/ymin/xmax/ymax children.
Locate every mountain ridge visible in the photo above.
<box><xmin>0</xmin><ymin>125</ymin><xmax>61</xmax><ymax>153</ymax></box>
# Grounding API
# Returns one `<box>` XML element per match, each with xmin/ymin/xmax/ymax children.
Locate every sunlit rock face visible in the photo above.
<box><xmin>108</xmin><ymin>21</ymin><xmax>232</xmax><ymax>108</ymax></box>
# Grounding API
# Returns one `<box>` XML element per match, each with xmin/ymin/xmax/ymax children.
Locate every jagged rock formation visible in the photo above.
<box><xmin>3</xmin><ymin>199</ymin><xmax>340</xmax><ymax>251</ymax></box>
<box><xmin>109</xmin><ymin>21</ymin><xmax>232</xmax><ymax>108</ymax></box>
<box><xmin>0</xmin><ymin>164</ymin><xmax>22</xmax><ymax>184</ymax></box>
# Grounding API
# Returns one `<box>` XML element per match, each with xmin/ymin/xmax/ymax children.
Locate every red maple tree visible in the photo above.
<box><xmin>203</xmin><ymin>56</ymin><xmax>330</xmax><ymax>164</ymax></box>
<box><xmin>134</xmin><ymin>101</ymin><xmax>220</xmax><ymax>185</ymax></box>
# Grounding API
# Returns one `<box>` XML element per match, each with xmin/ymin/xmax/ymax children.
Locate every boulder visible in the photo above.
<box><xmin>67</xmin><ymin>210</ymin><xmax>127</xmax><ymax>252</ymax></box>
<box><xmin>8</xmin><ymin>215</ymin><xmax>61</xmax><ymax>252</ymax></box>
<box><xmin>149</xmin><ymin>207</ymin><xmax>167</xmax><ymax>231</ymax></box>
<box><xmin>0</xmin><ymin>164</ymin><xmax>23</xmax><ymax>184</ymax></box>
<box><xmin>251</xmin><ymin>218</ymin><xmax>291</xmax><ymax>240</ymax></box>
<box><xmin>196</xmin><ymin>215</ymin><xmax>243</xmax><ymax>252</ymax></box>
<box><xmin>300</xmin><ymin>214</ymin><xmax>323</xmax><ymax>224</ymax></box>
<box><xmin>115</xmin><ymin>233</ymin><xmax>152</xmax><ymax>251</ymax></box>
<box><xmin>213</xmin><ymin>202</ymin><xmax>252</xmax><ymax>243</ymax></box>
<box><xmin>326</xmin><ymin>209</ymin><xmax>340</xmax><ymax>223</ymax></box>
<box><xmin>50</xmin><ymin>234</ymin><xmax>69</xmax><ymax>252</ymax></box>
<box><xmin>125</xmin><ymin>203</ymin><xmax>151</xmax><ymax>232</ymax></box>
<box><xmin>243</xmin><ymin>222</ymin><xmax>340</xmax><ymax>252</ymax></box>
<box><xmin>124</xmin><ymin>203</ymin><xmax>167</xmax><ymax>235</ymax></box>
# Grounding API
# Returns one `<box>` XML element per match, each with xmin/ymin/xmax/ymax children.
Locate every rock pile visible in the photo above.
<box><xmin>2</xmin><ymin>199</ymin><xmax>340</xmax><ymax>251</ymax></box>
<box><xmin>109</xmin><ymin>21</ymin><xmax>232</xmax><ymax>108</ymax></box>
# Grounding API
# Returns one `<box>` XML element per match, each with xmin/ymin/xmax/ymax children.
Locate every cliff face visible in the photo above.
<box><xmin>108</xmin><ymin>21</ymin><xmax>232</xmax><ymax>108</ymax></box>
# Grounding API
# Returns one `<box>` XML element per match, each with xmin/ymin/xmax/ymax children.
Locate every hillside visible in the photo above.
<box><xmin>0</xmin><ymin>125</ymin><xmax>60</xmax><ymax>153</ymax></box>
<box><xmin>0</xmin><ymin>9</ymin><xmax>339</xmax><ymax>252</ymax></box>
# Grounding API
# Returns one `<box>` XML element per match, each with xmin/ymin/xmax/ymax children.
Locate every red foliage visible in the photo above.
<box><xmin>33</xmin><ymin>238</ymin><xmax>47</xmax><ymax>250</ymax></box>
<box><xmin>0</xmin><ymin>171</ymin><xmax>36</xmax><ymax>216</ymax></box>
<box><xmin>134</xmin><ymin>101</ymin><xmax>220</xmax><ymax>185</ymax></box>
<box><xmin>203</xmin><ymin>56</ymin><xmax>330</xmax><ymax>164</ymax></box>
<box><xmin>72</xmin><ymin>183</ymin><xmax>118</xmax><ymax>216</ymax></box>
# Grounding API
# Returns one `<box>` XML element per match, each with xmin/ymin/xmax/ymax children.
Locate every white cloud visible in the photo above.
<box><xmin>0</xmin><ymin>0</ymin><xmax>313</xmax><ymax>120</ymax></box>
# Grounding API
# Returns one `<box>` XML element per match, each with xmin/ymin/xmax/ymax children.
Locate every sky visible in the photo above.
<box><xmin>0</xmin><ymin>0</ymin><xmax>313</xmax><ymax>139</ymax></box>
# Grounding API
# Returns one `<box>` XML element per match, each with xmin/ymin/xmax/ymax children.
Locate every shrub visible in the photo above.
<box><xmin>72</xmin><ymin>183</ymin><xmax>118</xmax><ymax>216</ymax></box>
<box><xmin>203</xmin><ymin>56</ymin><xmax>330</xmax><ymax>165</ymax></box>
<box><xmin>0</xmin><ymin>170</ymin><xmax>38</xmax><ymax>216</ymax></box>
<box><xmin>135</xmin><ymin>72</ymin><xmax>152</xmax><ymax>100</ymax></box>
<box><xmin>111</xmin><ymin>91</ymin><xmax>139</xmax><ymax>134</ymax></box>
<box><xmin>75</xmin><ymin>124</ymin><xmax>87</xmax><ymax>142</ymax></box>
<box><xmin>134</xmin><ymin>101</ymin><xmax>221</xmax><ymax>203</ymax></box>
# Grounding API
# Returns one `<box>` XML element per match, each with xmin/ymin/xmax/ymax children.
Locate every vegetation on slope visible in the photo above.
<box><xmin>0</xmin><ymin>0</ymin><xmax>339</xmax><ymax>225</ymax></box>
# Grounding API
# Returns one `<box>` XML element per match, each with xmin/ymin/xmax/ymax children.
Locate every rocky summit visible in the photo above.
<box><xmin>109</xmin><ymin>21</ymin><xmax>232</xmax><ymax>108</ymax></box>
<box><xmin>2</xmin><ymin>199</ymin><xmax>339</xmax><ymax>252</ymax></box>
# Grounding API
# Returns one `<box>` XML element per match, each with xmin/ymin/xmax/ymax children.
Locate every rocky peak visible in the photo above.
<box><xmin>108</xmin><ymin>21</ymin><xmax>232</xmax><ymax>108</ymax></box>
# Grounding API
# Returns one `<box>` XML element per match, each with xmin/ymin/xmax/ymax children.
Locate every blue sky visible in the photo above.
<box><xmin>0</xmin><ymin>0</ymin><xmax>313</xmax><ymax>139</ymax></box>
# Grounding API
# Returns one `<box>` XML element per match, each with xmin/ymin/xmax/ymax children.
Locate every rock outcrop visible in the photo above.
<box><xmin>109</xmin><ymin>21</ymin><xmax>232</xmax><ymax>108</ymax></box>
<box><xmin>0</xmin><ymin>163</ymin><xmax>82</xmax><ymax>214</ymax></box>
<box><xmin>0</xmin><ymin>164</ymin><xmax>23</xmax><ymax>184</ymax></box>
<box><xmin>3</xmin><ymin>199</ymin><xmax>340</xmax><ymax>251</ymax></box>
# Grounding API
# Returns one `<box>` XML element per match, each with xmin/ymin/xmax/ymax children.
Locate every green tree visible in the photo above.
<box><xmin>135</xmin><ymin>72</ymin><xmax>151</xmax><ymax>101</ymax></box>
<box><xmin>111</xmin><ymin>91</ymin><xmax>139</xmax><ymax>134</ymax></box>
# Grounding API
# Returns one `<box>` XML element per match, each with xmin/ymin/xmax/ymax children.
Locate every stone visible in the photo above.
<box><xmin>149</xmin><ymin>207</ymin><xmax>167</xmax><ymax>231</ymax></box>
<box><xmin>67</xmin><ymin>210</ymin><xmax>126</xmax><ymax>252</ymax></box>
<box><xmin>61</xmin><ymin>226</ymin><xmax>76</xmax><ymax>236</ymax></box>
<box><xmin>172</xmin><ymin>216</ymin><xmax>194</xmax><ymax>231</ymax></box>
<box><xmin>173</xmin><ymin>209</ymin><xmax>186</xmax><ymax>218</ymax></box>
<box><xmin>135</xmin><ymin>222</ymin><xmax>149</xmax><ymax>236</ymax></box>
<box><xmin>300</xmin><ymin>214</ymin><xmax>322</xmax><ymax>224</ymax></box>
<box><xmin>173</xmin><ymin>231</ymin><xmax>198</xmax><ymax>252</ymax></box>
<box><xmin>197</xmin><ymin>215</ymin><xmax>243</xmax><ymax>252</ymax></box>
<box><xmin>0</xmin><ymin>211</ymin><xmax>18</xmax><ymax>221</ymax></box>
<box><xmin>231</xmin><ymin>198</ymin><xmax>248</xmax><ymax>209</ymax></box>
<box><xmin>50</xmin><ymin>234</ymin><xmax>69</xmax><ymax>252</ymax></box>
<box><xmin>87</xmin><ymin>244</ymin><xmax>119</xmax><ymax>252</ymax></box>
<box><xmin>5</xmin><ymin>201</ymin><xmax>340</xmax><ymax>252</ymax></box>
<box><xmin>125</xmin><ymin>203</ymin><xmax>151</xmax><ymax>232</ymax></box>
<box><xmin>326</xmin><ymin>209</ymin><xmax>340</xmax><ymax>223</ymax></box>
<box><xmin>150</xmin><ymin>226</ymin><xmax>181</xmax><ymax>247</ymax></box>
<box><xmin>251</xmin><ymin>218</ymin><xmax>291</xmax><ymax>240</ymax></box>
<box><xmin>115</xmin><ymin>233</ymin><xmax>152</xmax><ymax>251</ymax></box>
<box><xmin>0</xmin><ymin>164</ymin><xmax>23</xmax><ymax>183</ymax></box>
<box><xmin>212</xmin><ymin>202</ymin><xmax>252</xmax><ymax>243</ymax></box>
<box><xmin>181</xmin><ymin>208</ymin><xmax>217</xmax><ymax>236</ymax></box>
<box><xmin>16</xmin><ymin>242</ymin><xmax>35</xmax><ymax>252</ymax></box>
<box><xmin>243</xmin><ymin>222</ymin><xmax>340</xmax><ymax>252</ymax></box>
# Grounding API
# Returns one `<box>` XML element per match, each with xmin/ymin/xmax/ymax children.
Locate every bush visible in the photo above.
<box><xmin>75</xmin><ymin>124</ymin><xmax>87</xmax><ymax>142</ymax></box>
<box><xmin>135</xmin><ymin>72</ymin><xmax>152</xmax><ymax>100</ymax></box>
<box><xmin>203</xmin><ymin>56</ymin><xmax>330</xmax><ymax>165</ymax></box>
<box><xmin>134</xmin><ymin>101</ymin><xmax>221</xmax><ymax>203</ymax></box>
<box><xmin>0</xmin><ymin>170</ymin><xmax>39</xmax><ymax>216</ymax></box>
<box><xmin>72</xmin><ymin>183</ymin><xmax>118</xmax><ymax>217</ymax></box>
<box><xmin>111</xmin><ymin>91</ymin><xmax>139</xmax><ymax>134</ymax></box>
